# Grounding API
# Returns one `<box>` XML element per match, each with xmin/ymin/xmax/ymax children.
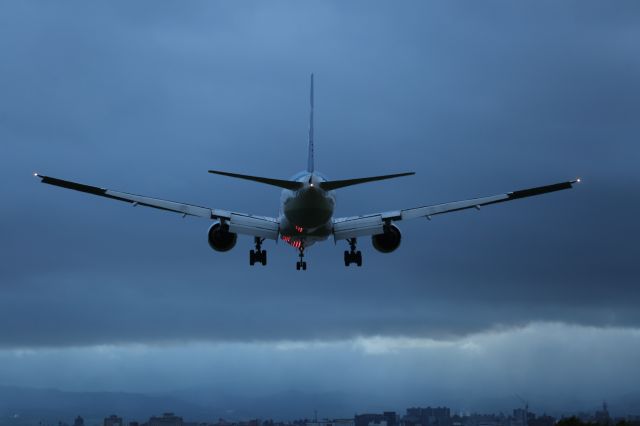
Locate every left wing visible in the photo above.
<box><xmin>333</xmin><ymin>179</ymin><xmax>580</xmax><ymax>241</ymax></box>
<box><xmin>35</xmin><ymin>174</ymin><xmax>279</xmax><ymax>240</ymax></box>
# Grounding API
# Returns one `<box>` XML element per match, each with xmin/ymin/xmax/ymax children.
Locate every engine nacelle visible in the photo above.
<box><xmin>207</xmin><ymin>222</ymin><xmax>237</xmax><ymax>252</ymax></box>
<box><xmin>371</xmin><ymin>224</ymin><xmax>402</xmax><ymax>253</ymax></box>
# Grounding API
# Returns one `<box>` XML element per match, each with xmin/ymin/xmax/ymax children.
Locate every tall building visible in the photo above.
<box><xmin>403</xmin><ymin>407</ymin><xmax>451</xmax><ymax>426</ymax></box>
<box><xmin>105</xmin><ymin>415</ymin><xmax>124</xmax><ymax>426</ymax></box>
<box><xmin>595</xmin><ymin>402</ymin><xmax>611</xmax><ymax>425</ymax></box>
<box><xmin>147</xmin><ymin>413</ymin><xmax>184</xmax><ymax>426</ymax></box>
<box><xmin>355</xmin><ymin>412</ymin><xmax>396</xmax><ymax>426</ymax></box>
<box><xmin>74</xmin><ymin>416</ymin><xmax>84</xmax><ymax>426</ymax></box>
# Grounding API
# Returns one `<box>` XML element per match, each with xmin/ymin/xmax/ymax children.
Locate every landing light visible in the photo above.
<box><xmin>576</xmin><ymin>178</ymin><xmax>581</xmax><ymax>183</ymax></box>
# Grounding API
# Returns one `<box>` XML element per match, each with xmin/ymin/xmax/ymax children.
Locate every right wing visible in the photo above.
<box><xmin>333</xmin><ymin>179</ymin><xmax>580</xmax><ymax>240</ymax></box>
<box><xmin>35</xmin><ymin>174</ymin><xmax>279</xmax><ymax>240</ymax></box>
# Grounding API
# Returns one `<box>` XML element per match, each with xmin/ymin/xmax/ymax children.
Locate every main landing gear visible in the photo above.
<box><xmin>296</xmin><ymin>247</ymin><xmax>307</xmax><ymax>271</ymax></box>
<box><xmin>344</xmin><ymin>238</ymin><xmax>362</xmax><ymax>267</ymax></box>
<box><xmin>249</xmin><ymin>237</ymin><xmax>267</xmax><ymax>266</ymax></box>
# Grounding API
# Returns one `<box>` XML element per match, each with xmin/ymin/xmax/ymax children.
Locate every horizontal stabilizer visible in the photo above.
<box><xmin>208</xmin><ymin>170</ymin><xmax>303</xmax><ymax>191</ymax></box>
<box><xmin>320</xmin><ymin>172</ymin><xmax>415</xmax><ymax>191</ymax></box>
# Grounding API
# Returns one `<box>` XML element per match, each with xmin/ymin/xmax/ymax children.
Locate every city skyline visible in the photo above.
<box><xmin>5</xmin><ymin>398</ymin><xmax>638</xmax><ymax>426</ymax></box>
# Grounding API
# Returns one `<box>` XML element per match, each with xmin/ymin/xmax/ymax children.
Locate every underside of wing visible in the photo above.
<box><xmin>35</xmin><ymin>174</ymin><xmax>280</xmax><ymax>240</ymax></box>
<box><xmin>333</xmin><ymin>178</ymin><xmax>580</xmax><ymax>240</ymax></box>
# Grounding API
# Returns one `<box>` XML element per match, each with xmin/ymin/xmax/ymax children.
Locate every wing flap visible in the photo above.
<box><xmin>37</xmin><ymin>174</ymin><xmax>214</xmax><ymax>218</ymax></box>
<box><xmin>333</xmin><ymin>179</ymin><xmax>579</xmax><ymax>240</ymax></box>
<box><xmin>229</xmin><ymin>213</ymin><xmax>279</xmax><ymax>240</ymax></box>
<box><xmin>399</xmin><ymin>194</ymin><xmax>508</xmax><ymax>220</ymax></box>
<box><xmin>36</xmin><ymin>174</ymin><xmax>280</xmax><ymax>239</ymax></box>
<box><xmin>333</xmin><ymin>215</ymin><xmax>384</xmax><ymax>240</ymax></box>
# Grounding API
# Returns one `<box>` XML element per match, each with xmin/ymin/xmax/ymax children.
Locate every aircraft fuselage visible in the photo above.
<box><xmin>279</xmin><ymin>171</ymin><xmax>335</xmax><ymax>248</ymax></box>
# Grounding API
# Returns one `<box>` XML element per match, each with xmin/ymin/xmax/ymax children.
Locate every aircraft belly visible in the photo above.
<box><xmin>283</xmin><ymin>189</ymin><xmax>334</xmax><ymax>229</ymax></box>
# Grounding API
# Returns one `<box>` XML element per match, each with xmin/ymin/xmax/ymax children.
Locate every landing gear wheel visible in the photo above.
<box><xmin>250</xmin><ymin>238</ymin><xmax>267</xmax><ymax>266</ymax></box>
<box><xmin>344</xmin><ymin>239</ymin><xmax>363</xmax><ymax>267</ymax></box>
<box><xmin>296</xmin><ymin>247</ymin><xmax>307</xmax><ymax>270</ymax></box>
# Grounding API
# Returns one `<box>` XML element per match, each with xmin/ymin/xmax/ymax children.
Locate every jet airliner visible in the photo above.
<box><xmin>35</xmin><ymin>75</ymin><xmax>580</xmax><ymax>270</ymax></box>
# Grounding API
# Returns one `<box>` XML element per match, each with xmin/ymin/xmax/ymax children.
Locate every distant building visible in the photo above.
<box><xmin>146</xmin><ymin>413</ymin><xmax>184</xmax><ymax>426</ymax></box>
<box><xmin>461</xmin><ymin>413</ymin><xmax>505</xmax><ymax>426</ymax></box>
<box><xmin>356</xmin><ymin>412</ymin><xmax>396</xmax><ymax>426</ymax></box>
<box><xmin>595</xmin><ymin>402</ymin><xmax>611</xmax><ymax>425</ymax></box>
<box><xmin>74</xmin><ymin>416</ymin><xmax>84</xmax><ymax>426</ymax></box>
<box><xmin>528</xmin><ymin>415</ymin><xmax>554</xmax><ymax>426</ymax></box>
<box><xmin>403</xmin><ymin>407</ymin><xmax>451</xmax><ymax>426</ymax></box>
<box><xmin>307</xmin><ymin>419</ymin><xmax>355</xmax><ymax>426</ymax></box>
<box><xmin>105</xmin><ymin>415</ymin><xmax>124</xmax><ymax>426</ymax></box>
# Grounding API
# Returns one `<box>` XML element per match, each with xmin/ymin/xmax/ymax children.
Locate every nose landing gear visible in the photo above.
<box><xmin>344</xmin><ymin>238</ymin><xmax>362</xmax><ymax>267</ymax></box>
<box><xmin>296</xmin><ymin>247</ymin><xmax>307</xmax><ymax>270</ymax></box>
<box><xmin>249</xmin><ymin>237</ymin><xmax>267</xmax><ymax>266</ymax></box>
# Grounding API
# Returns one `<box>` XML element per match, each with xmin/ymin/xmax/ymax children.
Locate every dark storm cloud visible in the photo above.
<box><xmin>1</xmin><ymin>1</ymin><xmax>640</xmax><ymax>348</ymax></box>
<box><xmin>1</xmin><ymin>325</ymin><xmax>639</xmax><ymax>416</ymax></box>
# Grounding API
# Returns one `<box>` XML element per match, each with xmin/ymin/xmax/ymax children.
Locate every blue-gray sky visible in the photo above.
<box><xmin>1</xmin><ymin>0</ymin><xmax>639</xmax><ymax>418</ymax></box>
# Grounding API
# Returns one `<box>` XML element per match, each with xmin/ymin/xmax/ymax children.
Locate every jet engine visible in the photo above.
<box><xmin>207</xmin><ymin>222</ymin><xmax>237</xmax><ymax>252</ymax></box>
<box><xmin>371</xmin><ymin>224</ymin><xmax>402</xmax><ymax>253</ymax></box>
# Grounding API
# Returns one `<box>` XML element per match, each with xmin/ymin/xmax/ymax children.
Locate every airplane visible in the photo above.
<box><xmin>35</xmin><ymin>74</ymin><xmax>580</xmax><ymax>270</ymax></box>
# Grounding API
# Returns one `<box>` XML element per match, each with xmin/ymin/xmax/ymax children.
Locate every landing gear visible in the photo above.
<box><xmin>295</xmin><ymin>247</ymin><xmax>307</xmax><ymax>271</ymax></box>
<box><xmin>344</xmin><ymin>238</ymin><xmax>362</xmax><ymax>267</ymax></box>
<box><xmin>249</xmin><ymin>237</ymin><xmax>267</xmax><ymax>266</ymax></box>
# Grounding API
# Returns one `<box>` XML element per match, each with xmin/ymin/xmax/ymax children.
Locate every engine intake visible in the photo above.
<box><xmin>207</xmin><ymin>222</ymin><xmax>237</xmax><ymax>252</ymax></box>
<box><xmin>371</xmin><ymin>224</ymin><xmax>402</xmax><ymax>253</ymax></box>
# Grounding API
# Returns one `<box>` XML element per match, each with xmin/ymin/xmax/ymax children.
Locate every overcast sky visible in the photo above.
<box><xmin>1</xmin><ymin>0</ymin><xmax>639</xmax><ymax>418</ymax></box>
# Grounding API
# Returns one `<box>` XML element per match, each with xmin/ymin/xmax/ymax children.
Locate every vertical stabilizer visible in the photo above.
<box><xmin>307</xmin><ymin>73</ymin><xmax>315</xmax><ymax>173</ymax></box>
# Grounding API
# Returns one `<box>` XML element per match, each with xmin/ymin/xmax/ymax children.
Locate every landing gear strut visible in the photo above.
<box><xmin>344</xmin><ymin>238</ymin><xmax>362</xmax><ymax>267</ymax></box>
<box><xmin>249</xmin><ymin>237</ymin><xmax>267</xmax><ymax>266</ymax></box>
<box><xmin>296</xmin><ymin>247</ymin><xmax>307</xmax><ymax>271</ymax></box>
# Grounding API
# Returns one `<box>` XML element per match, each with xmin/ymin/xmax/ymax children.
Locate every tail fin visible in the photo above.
<box><xmin>307</xmin><ymin>73</ymin><xmax>314</xmax><ymax>173</ymax></box>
